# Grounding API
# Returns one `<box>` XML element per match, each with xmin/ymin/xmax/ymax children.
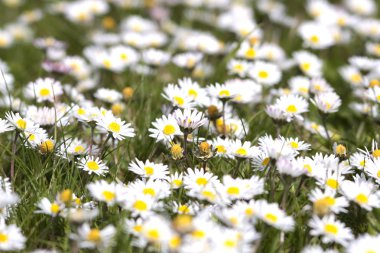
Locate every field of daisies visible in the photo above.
<box><xmin>2</xmin><ymin>0</ymin><xmax>380</xmax><ymax>252</ymax></box>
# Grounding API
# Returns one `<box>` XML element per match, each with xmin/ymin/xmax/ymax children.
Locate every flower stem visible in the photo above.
<box><xmin>10</xmin><ymin>131</ymin><xmax>18</xmax><ymax>181</ymax></box>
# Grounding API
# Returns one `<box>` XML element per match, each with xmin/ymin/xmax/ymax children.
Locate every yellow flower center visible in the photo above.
<box><xmin>192</xmin><ymin>230</ymin><xmax>205</xmax><ymax>238</ymax></box>
<box><xmin>290</xmin><ymin>141</ymin><xmax>299</xmax><ymax>148</ymax></box>
<box><xmin>304</xmin><ymin>164</ymin><xmax>312</xmax><ymax>173</ymax></box>
<box><xmin>262</xmin><ymin>157</ymin><xmax>270</xmax><ymax>166</ymax></box>
<box><xmin>51</xmin><ymin>203</ymin><xmax>60</xmax><ymax>214</ymax></box>
<box><xmin>169</xmin><ymin>236</ymin><xmax>181</xmax><ymax>249</ymax></box>
<box><xmin>0</xmin><ymin>233</ymin><xmax>8</xmax><ymax>243</ymax></box>
<box><xmin>245</xmin><ymin>48</ymin><xmax>256</xmax><ymax>58</ymax></box>
<box><xmin>258</xmin><ymin>70</ymin><xmax>268</xmax><ymax>79</ymax></box>
<box><xmin>324</xmin><ymin>224</ymin><xmax>338</xmax><ymax>235</ymax></box>
<box><xmin>74</xmin><ymin>145</ymin><xmax>85</xmax><ymax>153</ymax></box>
<box><xmin>87</xmin><ymin>161</ymin><xmax>99</xmax><ymax>171</ymax></box>
<box><xmin>147</xmin><ymin>229</ymin><xmax>160</xmax><ymax>241</ymax></box>
<box><xmin>372</xmin><ymin>149</ymin><xmax>380</xmax><ymax>158</ymax></box>
<box><xmin>236</xmin><ymin>148</ymin><xmax>247</xmax><ymax>156</ymax></box>
<box><xmin>163</xmin><ymin>124</ymin><xmax>176</xmax><ymax>135</ymax></box>
<box><xmin>143</xmin><ymin>188</ymin><xmax>155</xmax><ymax>197</ymax></box>
<box><xmin>233</xmin><ymin>64</ymin><xmax>244</xmax><ymax>72</ymax></box>
<box><xmin>350</xmin><ymin>73</ymin><xmax>362</xmax><ymax>83</ymax></box>
<box><xmin>301</xmin><ymin>62</ymin><xmax>311</xmax><ymax>71</ymax></box>
<box><xmin>286</xmin><ymin>105</ymin><xmax>298</xmax><ymax>113</ymax></box>
<box><xmin>201</xmin><ymin>190</ymin><xmax>216</xmax><ymax>201</ymax></box>
<box><xmin>134</xmin><ymin>200</ymin><xmax>148</xmax><ymax>211</ymax></box>
<box><xmin>265</xmin><ymin>213</ymin><xmax>278</xmax><ymax>223</ymax></box>
<box><xmin>39</xmin><ymin>88</ymin><xmax>50</xmax><ymax>97</ymax></box>
<box><xmin>219</xmin><ymin>89</ymin><xmax>230</xmax><ymax>97</ymax></box>
<box><xmin>245</xmin><ymin>208</ymin><xmax>254</xmax><ymax>216</ymax></box>
<box><xmin>133</xmin><ymin>225</ymin><xmax>142</xmax><ymax>233</ymax></box>
<box><xmin>108</xmin><ymin>122</ymin><xmax>121</xmax><ymax>133</ymax></box>
<box><xmin>224</xmin><ymin>239</ymin><xmax>237</xmax><ymax>248</ymax></box>
<box><xmin>188</xmin><ymin>89</ymin><xmax>198</xmax><ymax>98</ymax></box>
<box><xmin>178</xmin><ymin>205</ymin><xmax>190</xmax><ymax>214</ymax></box>
<box><xmin>196</xmin><ymin>177</ymin><xmax>208</xmax><ymax>186</ymax></box>
<box><xmin>173</xmin><ymin>96</ymin><xmax>184</xmax><ymax>106</ymax></box>
<box><xmin>102</xmin><ymin>191</ymin><xmax>115</xmax><ymax>201</ymax></box>
<box><xmin>102</xmin><ymin>59</ymin><xmax>112</xmax><ymax>69</ymax></box>
<box><xmin>16</xmin><ymin>119</ymin><xmax>27</xmax><ymax>129</ymax></box>
<box><xmin>227</xmin><ymin>186</ymin><xmax>240</xmax><ymax>195</ymax></box>
<box><xmin>355</xmin><ymin>193</ymin><xmax>368</xmax><ymax>204</ymax></box>
<box><xmin>310</xmin><ymin>35</ymin><xmax>319</xmax><ymax>43</ymax></box>
<box><xmin>87</xmin><ymin>229</ymin><xmax>101</xmax><ymax>242</ymax></box>
<box><xmin>144</xmin><ymin>166</ymin><xmax>154</xmax><ymax>176</ymax></box>
<box><xmin>326</xmin><ymin>178</ymin><xmax>338</xmax><ymax>189</ymax></box>
<box><xmin>173</xmin><ymin>179</ymin><xmax>183</xmax><ymax>187</ymax></box>
<box><xmin>77</xmin><ymin>108</ymin><xmax>86</xmax><ymax>115</ymax></box>
<box><xmin>216</xmin><ymin>145</ymin><xmax>227</xmax><ymax>154</ymax></box>
<box><xmin>120</xmin><ymin>53</ymin><xmax>128</xmax><ymax>60</ymax></box>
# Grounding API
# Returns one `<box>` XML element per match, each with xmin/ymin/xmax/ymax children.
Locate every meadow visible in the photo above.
<box><xmin>0</xmin><ymin>0</ymin><xmax>380</xmax><ymax>252</ymax></box>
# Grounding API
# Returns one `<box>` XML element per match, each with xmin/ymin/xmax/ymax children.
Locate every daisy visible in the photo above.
<box><xmin>309</xmin><ymin>215</ymin><xmax>353</xmax><ymax>246</ymax></box>
<box><xmin>229</xmin><ymin>139</ymin><xmax>258</xmax><ymax>159</ymax></box>
<box><xmin>256</xmin><ymin>200</ymin><xmax>295</xmax><ymax>232</ymax></box>
<box><xmin>183</xmin><ymin>167</ymin><xmax>219</xmax><ymax>192</ymax></box>
<box><xmin>162</xmin><ymin>84</ymin><xmax>195</xmax><ymax>108</ymax></box>
<box><xmin>96</xmin><ymin>112</ymin><xmax>135</xmax><ymax>140</ymax></box>
<box><xmin>236</xmin><ymin>40</ymin><xmax>258</xmax><ymax>60</ymax></box>
<box><xmin>346</xmin><ymin>233</ymin><xmax>380</xmax><ymax>253</ymax></box>
<box><xmin>5</xmin><ymin>111</ymin><xmax>37</xmax><ymax>132</ymax></box>
<box><xmin>172</xmin><ymin>52</ymin><xmax>203</xmax><ymax>69</ymax></box>
<box><xmin>173</xmin><ymin>108</ymin><xmax>207</xmax><ymax>132</ymax></box>
<box><xmin>212</xmin><ymin>137</ymin><xmax>233</xmax><ymax>158</ymax></box>
<box><xmin>273</xmin><ymin>94</ymin><xmax>309</xmax><ymax>121</ymax></box>
<box><xmin>309</xmin><ymin>188</ymin><xmax>348</xmax><ymax>215</ymax></box>
<box><xmin>25</xmin><ymin>78</ymin><xmax>63</xmax><ymax>103</ymax></box>
<box><xmin>298</xmin><ymin>22</ymin><xmax>334</xmax><ymax>49</ymax></box>
<box><xmin>73</xmin><ymin>223</ymin><xmax>116</xmax><ymax>249</ymax></box>
<box><xmin>222</xmin><ymin>175</ymin><xmax>264</xmax><ymax>200</ymax></box>
<box><xmin>312</xmin><ymin>92</ymin><xmax>342</xmax><ymax>113</ymax></box>
<box><xmin>178</xmin><ymin>77</ymin><xmax>207</xmax><ymax>103</ymax></box>
<box><xmin>142</xmin><ymin>49</ymin><xmax>171</xmax><ymax>66</ymax></box>
<box><xmin>249</xmin><ymin>61</ymin><xmax>282</xmax><ymax>86</ymax></box>
<box><xmin>94</xmin><ymin>88</ymin><xmax>123</xmax><ymax>103</ymax></box>
<box><xmin>227</xmin><ymin>59</ymin><xmax>250</xmax><ymax>77</ymax></box>
<box><xmin>78</xmin><ymin>156</ymin><xmax>108</xmax><ymax>176</ymax></box>
<box><xmin>35</xmin><ymin>197</ymin><xmax>65</xmax><ymax>217</ymax></box>
<box><xmin>340</xmin><ymin>175</ymin><xmax>380</xmax><ymax>211</ymax></box>
<box><xmin>207</xmin><ymin>82</ymin><xmax>238</xmax><ymax>101</ymax></box>
<box><xmin>280</xmin><ymin>136</ymin><xmax>311</xmax><ymax>152</ymax></box>
<box><xmin>0</xmin><ymin>221</ymin><xmax>26</xmax><ymax>251</ymax></box>
<box><xmin>124</xmin><ymin>194</ymin><xmax>155</xmax><ymax>218</ymax></box>
<box><xmin>169</xmin><ymin>172</ymin><xmax>183</xmax><ymax>189</ymax></box>
<box><xmin>149</xmin><ymin>115</ymin><xmax>182</xmax><ymax>143</ymax></box>
<box><xmin>127</xmin><ymin>179</ymin><xmax>170</xmax><ymax>200</ymax></box>
<box><xmin>128</xmin><ymin>159</ymin><xmax>169</xmax><ymax>180</ymax></box>
<box><xmin>87</xmin><ymin>180</ymin><xmax>120</xmax><ymax>206</ymax></box>
<box><xmin>293</xmin><ymin>51</ymin><xmax>323</xmax><ymax>78</ymax></box>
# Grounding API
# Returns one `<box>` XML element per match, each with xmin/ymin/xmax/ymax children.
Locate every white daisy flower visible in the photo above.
<box><xmin>78</xmin><ymin>156</ymin><xmax>108</xmax><ymax>176</ymax></box>
<box><xmin>149</xmin><ymin>114</ymin><xmax>182</xmax><ymax>143</ymax></box>
<box><xmin>0</xmin><ymin>221</ymin><xmax>26</xmax><ymax>251</ymax></box>
<box><xmin>173</xmin><ymin>108</ymin><xmax>207</xmax><ymax>132</ymax></box>
<box><xmin>256</xmin><ymin>200</ymin><xmax>295</xmax><ymax>232</ymax></box>
<box><xmin>249</xmin><ymin>61</ymin><xmax>282</xmax><ymax>86</ymax></box>
<box><xmin>96</xmin><ymin>112</ymin><xmax>135</xmax><ymax>140</ymax></box>
<box><xmin>128</xmin><ymin>158</ymin><xmax>169</xmax><ymax>180</ymax></box>
<box><xmin>340</xmin><ymin>175</ymin><xmax>380</xmax><ymax>211</ymax></box>
<box><xmin>73</xmin><ymin>223</ymin><xmax>116</xmax><ymax>249</ymax></box>
<box><xmin>25</xmin><ymin>78</ymin><xmax>63</xmax><ymax>103</ymax></box>
<box><xmin>309</xmin><ymin>215</ymin><xmax>353</xmax><ymax>246</ymax></box>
